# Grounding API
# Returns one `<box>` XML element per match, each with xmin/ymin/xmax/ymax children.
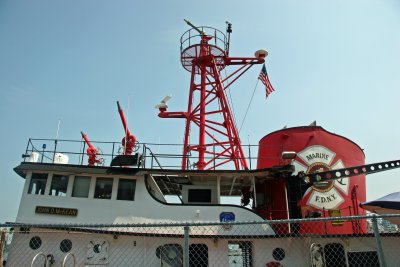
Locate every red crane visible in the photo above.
<box><xmin>81</xmin><ymin>131</ymin><xmax>102</xmax><ymax>166</ymax></box>
<box><xmin>117</xmin><ymin>101</ymin><xmax>137</xmax><ymax>155</ymax></box>
<box><xmin>157</xmin><ymin>21</ymin><xmax>267</xmax><ymax>170</ymax></box>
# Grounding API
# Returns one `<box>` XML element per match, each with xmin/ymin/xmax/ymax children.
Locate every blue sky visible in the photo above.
<box><xmin>0</xmin><ymin>0</ymin><xmax>399</xmax><ymax>222</ymax></box>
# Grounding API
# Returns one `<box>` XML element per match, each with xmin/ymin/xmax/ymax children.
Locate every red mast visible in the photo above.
<box><xmin>158</xmin><ymin>21</ymin><xmax>267</xmax><ymax>170</ymax></box>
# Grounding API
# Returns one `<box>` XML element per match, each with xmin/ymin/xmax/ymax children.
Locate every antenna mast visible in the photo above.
<box><xmin>226</xmin><ymin>21</ymin><xmax>232</xmax><ymax>55</ymax></box>
<box><xmin>158</xmin><ymin>20</ymin><xmax>267</xmax><ymax>170</ymax></box>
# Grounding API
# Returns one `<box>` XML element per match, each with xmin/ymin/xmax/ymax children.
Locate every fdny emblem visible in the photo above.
<box><xmin>293</xmin><ymin>145</ymin><xmax>349</xmax><ymax>210</ymax></box>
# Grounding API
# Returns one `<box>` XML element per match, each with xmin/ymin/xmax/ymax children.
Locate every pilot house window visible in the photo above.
<box><xmin>117</xmin><ymin>179</ymin><xmax>136</xmax><ymax>201</ymax></box>
<box><xmin>49</xmin><ymin>174</ymin><xmax>69</xmax><ymax>196</ymax></box>
<box><xmin>72</xmin><ymin>176</ymin><xmax>91</xmax><ymax>198</ymax></box>
<box><xmin>28</xmin><ymin>173</ymin><xmax>48</xmax><ymax>195</ymax></box>
<box><xmin>94</xmin><ymin>178</ymin><xmax>113</xmax><ymax>199</ymax></box>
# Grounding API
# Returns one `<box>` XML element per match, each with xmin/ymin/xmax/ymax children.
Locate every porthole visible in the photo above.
<box><xmin>29</xmin><ymin>236</ymin><xmax>42</xmax><ymax>250</ymax></box>
<box><xmin>93</xmin><ymin>243</ymin><xmax>102</xmax><ymax>253</ymax></box>
<box><xmin>60</xmin><ymin>239</ymin><xmax>72</xmax><ymax>252</ymax></box>
<box><xmin>272</xmin><ymin>247</ymin><xmax>285</xmax><ymax>261</ymax></box>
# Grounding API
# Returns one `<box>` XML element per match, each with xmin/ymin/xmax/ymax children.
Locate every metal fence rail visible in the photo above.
<box><xmin>1</xmin><ymin>214</ymin><xmax>399</xmax><ymax>266</ymax></box>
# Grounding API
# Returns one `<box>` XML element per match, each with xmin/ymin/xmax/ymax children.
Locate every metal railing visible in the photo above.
<box><xmin>22</xmin><ymin>138</ymin><xmax>285</xmax><ymax>170</ymax></box>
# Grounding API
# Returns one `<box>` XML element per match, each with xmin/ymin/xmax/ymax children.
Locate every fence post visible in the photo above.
<box><xmin>372</xmin><ymin>216</ymin><xmax>387</xmax><ymax>267</ymax></box>
<box><xmin>0</xmin><ymin>230</ymin><xmax>5</xmax><ymax>267</ymax></box>
<box><xmin>183</xmin><ymin>225</ymin><xmax>190</xmax><ymax>267</ymax></box>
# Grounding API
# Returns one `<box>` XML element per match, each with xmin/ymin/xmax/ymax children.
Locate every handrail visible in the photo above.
<box><xmin>62</xmin><ymin>252</ymin><xmax>76</xmax><ymax>267</ymax></box>
<box><xmin>22</xmin><ymin>138</ymin><xmax>283</xmax><ymax>170</ymax></box>
<box><xmin>144</xmin><ymin>146</ymin><xmax>183</xmax><ymax>203</ymax></box>
<box><xmin>31</xmin><ymin>252</ymin><xmax>47</xmax><ymax>267</ymax></box>
<box><xmin>180</xmin><ymin>26</ymin><xmax>227</xmax><ymax>54</ymax></box>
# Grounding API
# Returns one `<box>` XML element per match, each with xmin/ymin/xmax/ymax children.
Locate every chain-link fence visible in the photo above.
<box><xmin>1</xmin><ymin>214</ymin><xmax>399</xmax><ymax>267</ymax></box>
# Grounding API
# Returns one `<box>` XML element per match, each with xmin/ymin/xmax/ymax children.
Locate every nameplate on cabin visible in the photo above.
<box><xmin>35</xmin><ymin>206</ymin><xmax>78</xmax><ymax>216</ymax></box>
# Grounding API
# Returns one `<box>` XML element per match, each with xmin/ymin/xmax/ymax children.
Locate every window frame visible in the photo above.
<box><xmin>117</xmin><ymin>178</ymin><xmax>137</xmax><ymax>201</ymax></box>
<box><xmin>94</xmin><ymin>177</ymin><xmax>114</xmax><ymax>200</ymax></box>
<box><xmin>71</xmin><ymin>175</ymin><xmax>92</xmax><ymax>198</ymax></box>
<box><xmin>49</xmin><ymin>174</ymin><xmax>70</xmax><ymax>196</ymax></box>
<box><xmin>28</xmin><ymin>173</ymin><xmax>48</xmax><ymax>195</ymax></box>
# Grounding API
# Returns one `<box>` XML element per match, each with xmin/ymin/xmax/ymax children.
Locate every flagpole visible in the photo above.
<box><xmin>239</xmin><ymin>79</ymin><xmax>260</xmax><ymax>133</ymax></box>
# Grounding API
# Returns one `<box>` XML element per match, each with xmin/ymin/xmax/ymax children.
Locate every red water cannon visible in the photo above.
<box><xmin>117</xmin><ymin>101</ymin><xmax>137</xmax><ymax>155</ymax></box>
<box><xmin>81</xmin><ymin>131</ymin><xmax>101</xmax><ymax>166</ymax></box>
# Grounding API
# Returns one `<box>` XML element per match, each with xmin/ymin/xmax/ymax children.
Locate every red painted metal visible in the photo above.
<box><xmin>117</xmin><ymin>101</ymin><xmax>137</xmax><ymax>155</ymax></box>
<box><xmin>256</xmin><ymin>126</ymin><xmax>367</xmax><ymax>234</ymax></box>
<box><xmin>158</xmin><ymin>26</ymin><xmax>265</xmax><ymax>170</ymax></box>
<box><xmin>81</xmin><ymin>131</ymin><xmax>100</xmax><ymax>166</ymax></box>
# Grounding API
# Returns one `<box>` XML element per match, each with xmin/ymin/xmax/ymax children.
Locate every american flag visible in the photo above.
<box><xmin>258</xmin><ymin>64</ymin><xmax>275</xmax><ymax>98</ymax></box>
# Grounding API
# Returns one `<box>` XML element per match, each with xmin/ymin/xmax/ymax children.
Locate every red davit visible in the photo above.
<box><xmin>256</xmin><ymin>126</ymin><xmax>367</xmax><ymax>234</ymax></box>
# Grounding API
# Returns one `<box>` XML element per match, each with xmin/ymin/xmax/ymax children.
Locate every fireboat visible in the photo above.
<box><xmin>2</xmin><ymin>21</ymin><xmax>400</xmax><ymax>267</ymax></box>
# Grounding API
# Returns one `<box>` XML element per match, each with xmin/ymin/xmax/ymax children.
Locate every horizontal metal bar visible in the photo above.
<box><xmin>2</xmin><ymin>214</ymin><xmax>399</xmax><ymax>229</ymax></box>
<box><xmin>305</xmin><ymin>159</ymin><xmax>400</xmax><ymax>184</ymax></box>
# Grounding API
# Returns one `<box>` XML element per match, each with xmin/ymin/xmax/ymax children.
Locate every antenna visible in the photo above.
<box><xmin>184</xmin><ymin>19</ymin><xmax>204</xmax><ymax>36</ymax></box>
<box><xmin>55</xmin><ymin>119</ymin><xmax>61</xmax><ymax>139</ymax></box>
<box><xmin>226</xmin><ymin>21</ymin><xmax>232</xmax><ymax>55</ymax></box>
<box><xmin>155</xmin><ymin>95</ymin><xmax>172</xmax><ymax>111</ymax></box>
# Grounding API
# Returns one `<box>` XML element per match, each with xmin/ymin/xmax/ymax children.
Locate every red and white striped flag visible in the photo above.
<box><xmin>258</xmin><ymin>64</ymin><xmax>275</xmax><ymax>98</ymax></box>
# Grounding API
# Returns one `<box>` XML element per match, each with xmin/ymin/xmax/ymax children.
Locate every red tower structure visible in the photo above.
<box><xmin>158</xmin><ymin>21</ymin><xmax>266</xmax><ymax>170</ymax></box>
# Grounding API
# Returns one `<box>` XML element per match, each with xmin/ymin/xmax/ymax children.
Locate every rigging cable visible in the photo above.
<box><xmin>239</xmin><ymin>79</ymin><xmax>260</xmax><ymax>134</ymax></box>
<box><xmin>223</xmin><ymin>68</ymin><xmax>238</xmax><ymax>128</ymax></box>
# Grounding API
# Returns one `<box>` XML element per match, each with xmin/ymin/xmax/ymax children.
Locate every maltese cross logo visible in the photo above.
<box><xmin>293</xmin><ymin>145</ymin><xmax>349</xmax><ymax>210</ymax></box>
